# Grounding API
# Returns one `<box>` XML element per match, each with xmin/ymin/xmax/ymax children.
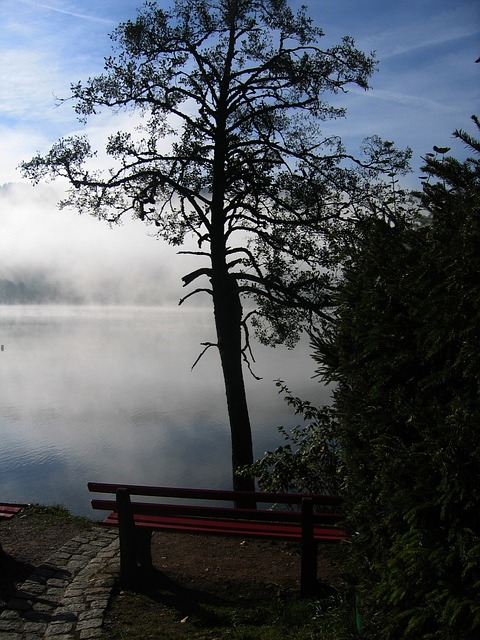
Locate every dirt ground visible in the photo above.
<box><xmin>148</xmin><ymin>529</ymin><xmax>343</xmax><ymax>596</ymax></box>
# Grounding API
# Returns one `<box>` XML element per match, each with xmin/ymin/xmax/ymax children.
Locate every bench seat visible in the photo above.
<box><xmin>99</xmin><ymin>510</ymin><xmax>345</xmax><ymax>541</ymax></box>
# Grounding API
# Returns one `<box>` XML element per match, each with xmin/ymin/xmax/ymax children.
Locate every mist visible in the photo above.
<box><xmin>0</xmin><ymin>181</ymin><xmax>199</xmax><ymax>306</ymax></box>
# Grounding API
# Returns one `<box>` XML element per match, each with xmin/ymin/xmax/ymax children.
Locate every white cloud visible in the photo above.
<box><xmin>0</xmin><ymin>124</ymin><xmax>48</xmax><ymax>183</ymax></box>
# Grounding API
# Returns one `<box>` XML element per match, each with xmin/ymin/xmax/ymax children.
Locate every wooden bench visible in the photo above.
<box><xmin>0</xmin><ymin>503</ymin><xmax>26</xmax><ymax>520</ymax></box>
<box><xmin>1</xmin><ymin>503</ymin><xmax>26</xmax><ymax>553</ymax></box>
<box><xmin>88</xmin><ymin>482</ymin><xmax>347</xmax><ymax>596</ymax></box>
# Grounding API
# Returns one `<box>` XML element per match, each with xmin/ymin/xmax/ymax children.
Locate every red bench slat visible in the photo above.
<box><xmin>91</xmin><ymin>498</ymin><xmax>343</xmax><ymax>525</ymax></box>
<box><xmin>100</xmin><ymin>510</ymin><xmax>346</xmax><ymax>542</ymax></box>
<box><xmin>102</xmin><ymin>511</ymin><xmax>346</xmax><ymax>541</ymax></box>
<box><xmin>0</xmin><ymin>504</ymin><xmax>25</xmax><ymax>520</ymax></box>
<box><xmin>87</xmin><ymin>482</ymin><xmax>343</xmax><ymax>507</ymax></box>
<box><xmin>0</xmin><ymin>512</ymin><xmax>16</xmax><ymax>520</ymax></box>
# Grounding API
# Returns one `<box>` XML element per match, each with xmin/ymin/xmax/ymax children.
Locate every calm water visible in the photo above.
<box><xmin>0</xmin><ymin>306</ymin><xmax>330</xmax><ymax>516</ymax></box>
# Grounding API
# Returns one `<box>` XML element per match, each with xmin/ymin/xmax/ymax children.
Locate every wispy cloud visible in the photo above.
<box><xmin>14</xmin><ymin>0</ymin><xmax>115</xmax><ymax>25</ymax></box>
<box><xmin>380</xmin><ymin>28</ymin><xmax>480</xmax><ymax>61</ymax></box>
<box><xmin>349</xmin><ymin>85</ymin><xmax>458</xmax><ymax>113</ymax></box>
<box><xmin>0</xmin><ymin>49</ymin><xmax>61</xmax><ymax>118</ymax></box>
<box><xmin>366</xmin><ymin>4</ymin><xmax>480</xmax><ymax>61</ymax></box>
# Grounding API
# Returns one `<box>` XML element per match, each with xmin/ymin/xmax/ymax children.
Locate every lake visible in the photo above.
<box><xmin>0</xmin><ymin>305</ymin><xmax>331</xmax><ymax>516</ymax></box>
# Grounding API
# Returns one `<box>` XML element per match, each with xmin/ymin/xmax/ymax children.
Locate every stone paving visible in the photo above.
<box><xmin>0</xmin><ymin>528</ymin><xmax>119</xmax><ymax>639</ymax></box>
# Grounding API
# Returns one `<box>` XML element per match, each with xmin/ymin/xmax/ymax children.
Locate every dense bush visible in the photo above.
<box><xmin>247</xmin><ymin>118</ymin><xmax>480</xmax><ymax>638</ymax></box>
<box><xmin>311</xmin><ymin>117</ymin><xmax>480</xmax><ymax>638</ymax></box>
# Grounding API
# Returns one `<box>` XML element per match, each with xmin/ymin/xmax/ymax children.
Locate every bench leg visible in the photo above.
<box><xmin>300</xmin><ymin>540</ymin><xmax>318</xmax><ymax>597</ymax></box>
<box><xmin>117</xmin><ymin>488</ymin><xmax>154</xmax><ymax>588</ymax></box>
<box><xmin>117</xmin><ymin>488</ymin><xmax>139</xmax><ymax>588</ymax></box>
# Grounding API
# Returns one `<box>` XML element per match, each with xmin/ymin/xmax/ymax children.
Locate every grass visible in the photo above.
<box><xmin>26</xmin><ymin>503</ymin><xmax>80</xmax><ymax>518</ymax></box>
<box><xmin>100</xmin><ymin>583</ymin><xmax>360</xmax><ymax>640</ymax></box>
<box><xmin>25</xmin><ymin>502</ymin><xmax>94</xmax><ymax>526</ymax></box>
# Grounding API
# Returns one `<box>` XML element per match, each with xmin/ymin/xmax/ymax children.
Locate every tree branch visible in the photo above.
<box><xmin>182</xmin><ymin>267</ymin><xmax>212</xmax><ymax>286</ymax></box>
<box><xmin>178</xmin><ymin>287</ymin><xmax>212</xmax><ymax>305</ymax></box>
<box><xmin>191</xmin><ymin>342</ymin><xmax>217</xmax><ymax>370</ymax></box>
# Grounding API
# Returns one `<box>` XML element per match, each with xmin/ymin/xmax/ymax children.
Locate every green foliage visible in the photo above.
<box><xmin>27</xmin><ymin>503</ymin><xmax>73</xmax><ymax>517</ymax></box>
<box><xmin>241</xmin><ymin>381</ymin><xmax>342</xmax><ymax>496</ymax></box>
<box><xmin>311</xmin><ymin>116</ymin><xmax>480</xmax><ymax>639</ymax></box>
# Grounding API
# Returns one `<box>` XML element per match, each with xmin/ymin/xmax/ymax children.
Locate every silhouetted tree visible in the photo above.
<box><xmin>21</xmin><ymin>0</ymin><xmax>405</xmax><ymax>493</ymax></box>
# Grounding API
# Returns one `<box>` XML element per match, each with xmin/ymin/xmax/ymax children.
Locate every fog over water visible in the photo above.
<box><xmin>0</xmin><ymin>305</ymin><xmax>331</xmax><ymax>516</ymax></box>
<box><xmin>0</xmin><ymin>180</ymin><xmax>331</xmax><ymax>516</ymax></box>
<box><xmin>0</xmin><ymin>181</ymin><xmax>191</xmax><ymax>306</ymax></box>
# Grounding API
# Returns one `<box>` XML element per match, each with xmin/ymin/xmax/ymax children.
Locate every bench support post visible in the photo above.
<box><xmin>300</xmin><ymin>497</ymin><xmax>317</xmax><ymax>597</ymax></box>
<box><xmin>116</xmin><ymin>488</ymin><xmax>139</xmax><ymax>588</ymax></box>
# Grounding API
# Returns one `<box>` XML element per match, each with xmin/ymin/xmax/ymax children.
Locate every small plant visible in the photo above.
<box><xmin>24</xmin><ymin>503</ymin><xmax>93</xmax><ymax>527</ymax></box>
<box><xmin>27</xmin><ymin>503</ymin><xmax>73</xmax><ymax>517</ymax></box>
<box><xmin>239</xmin><ymin>381</ymin><xmax>342</xmax><ymax>497</ymax></box>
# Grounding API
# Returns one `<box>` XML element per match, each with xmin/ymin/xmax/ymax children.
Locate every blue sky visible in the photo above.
<box><xmin>0</xmin><ymin>0</ymin><xmax>479</xmax><ymax>300</ymax></box>
<box><xmin>1</xmin><ymin>0</ymin><xmax>478</xmax><ymax>181</ymax></box>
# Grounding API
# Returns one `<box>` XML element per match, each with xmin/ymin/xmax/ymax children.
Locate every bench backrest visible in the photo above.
<box><xmin>88</xmin><ymin>482</ymin><xmax>344</xmax><ymax>525</ymax></box>
<box><xmin>87</xmin><ymin>482</ymin><xmax>343</xmax><ymax>507</ymax></box>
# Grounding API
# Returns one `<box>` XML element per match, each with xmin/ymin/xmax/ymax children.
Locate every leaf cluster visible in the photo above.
<box><xmin>240</xmin><ymin>380</ymin><xmax>342</xmax><ymax>496</ymax></box>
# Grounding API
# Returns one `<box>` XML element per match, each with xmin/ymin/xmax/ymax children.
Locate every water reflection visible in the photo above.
<box><xmin>0</xmin><ymin>306</ymin><xmax>331</xmax><ymax>515</ymax></box>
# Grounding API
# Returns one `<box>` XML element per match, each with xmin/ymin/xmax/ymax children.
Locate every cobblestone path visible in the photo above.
<box><xmin>0</xmin><ymin>528</ymin><xmax>119</xmax><ymax>639</ymax></box>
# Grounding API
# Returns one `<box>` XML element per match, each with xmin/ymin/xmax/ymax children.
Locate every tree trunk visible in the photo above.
<box><xmin>211</xmin><ymin>270</ymin><xmax>256</xmax><ymax>501</ymax></box>
<box><xmin>209</xmin><ymin>20</ymin><xmax>256</xmax><ymax>502</ymax></box>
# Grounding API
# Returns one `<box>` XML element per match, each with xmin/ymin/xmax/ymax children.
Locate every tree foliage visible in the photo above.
<box><xmin>311</xmin><ymin>116</ymin><xmax>480</xmax><ymax>638</ymax></box>
<box><xmin>20</xmin><ymin>0</ymin><xmax>408</xmax><ymax>492</ymax></box>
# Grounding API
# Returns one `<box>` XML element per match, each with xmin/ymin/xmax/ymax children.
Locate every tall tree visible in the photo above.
<box><xmin>21</xmin><ymin>0</ymin><xmax>398</xmax><ymax>492</ymax></box>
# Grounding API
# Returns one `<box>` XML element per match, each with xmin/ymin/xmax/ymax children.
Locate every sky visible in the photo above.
<box><xmin>0</xmin><ymin>0</ymin><xmax>479</xmax><ymax>304</ymax></box>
